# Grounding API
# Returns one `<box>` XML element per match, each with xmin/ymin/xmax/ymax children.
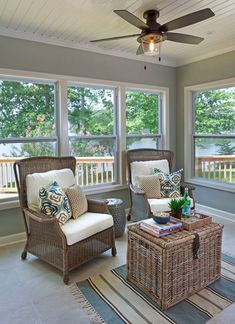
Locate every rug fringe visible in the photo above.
<box><xmin>69</xmin><ymin>283</ymin><xmax>106</xmax><ymax>324</ymax></box>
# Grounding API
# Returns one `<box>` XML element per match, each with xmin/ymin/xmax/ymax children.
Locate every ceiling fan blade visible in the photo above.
<box><xmin>165</xmin><ymin>32</ymin><xmax>204</xmax><ymax>44</ymax></box>
<box><xmin>90</xmin><ymin>33</ymin><xmax>140</xmax><ymax>43</ymax></box>
<box><xmin>136</xmin><ymin>44</ymin><xmax>144</xmax><ymax>55</ymax></box>
<box><xmin>160</xmin><ymin>8</ymin><xmax>215</xmax><ymax>32</ymax></box>
<box><xmin>114</xmin><ymin>9</ymin><xmax>148</xmax><ymax>30</ymax></box>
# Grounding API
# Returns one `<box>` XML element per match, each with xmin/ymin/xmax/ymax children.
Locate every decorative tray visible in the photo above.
<box><xmin>172</xmin><ymin>214</ymin><xmax>212</xmax><ymax>231</ymax></box>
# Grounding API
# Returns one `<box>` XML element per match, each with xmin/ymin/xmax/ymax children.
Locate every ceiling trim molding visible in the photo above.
<box><xmin>0</xmin><ymin>27</ymin><xmax>176</xmax><ymax>67</ymax></box>
<box><xmin>176</xmin><ymin>45</ymin><xmax>235</xmax><ymax>66</ymax></box>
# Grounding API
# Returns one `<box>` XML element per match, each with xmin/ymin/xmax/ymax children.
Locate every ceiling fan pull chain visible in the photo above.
<box><xmin>158</xmin><ymin>42</ymin><xmax>162</xmax><ymax>62</ymax></box>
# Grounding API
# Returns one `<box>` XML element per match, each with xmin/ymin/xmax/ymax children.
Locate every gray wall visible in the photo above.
<box><xmin>0</xmin><ymin>35</ymin><xmax>176</xmax><ymax>236</ymax></box>
<box><xmin>176</xmin><ymin>51</ymin><xmax>235</xmax><ymax>213</ymax></box>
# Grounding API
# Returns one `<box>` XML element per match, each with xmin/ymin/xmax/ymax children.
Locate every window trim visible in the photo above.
<box><xmin>67</xmin><ymin>83</ymin><xmax>119</xmax><ymax>185</ymax></box>
<box><xmin>125</xmin><ymin>88</ymin><xmax>163</xmax><ymax>149</ymax></box>
<box><xmin>0</xmin><ymin>67</ymin><xmax>170</xmax><ymax>206</ymax></box>
<box><xmin>184</xmin><ymin>77</ymin><xmax>235</xmax><ymax>192</ymax></box>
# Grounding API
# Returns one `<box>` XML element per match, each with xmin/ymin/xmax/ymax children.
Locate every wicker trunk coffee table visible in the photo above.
<box><xmin>127</xmin><ymin>222</ymin><xmax>223</xmax><ymax>310</ymax></box>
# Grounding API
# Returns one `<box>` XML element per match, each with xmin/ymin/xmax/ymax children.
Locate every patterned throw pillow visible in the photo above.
<box><xmin>137</xmin><ymin>175</ymin><xmax>161</xmax><ymax>199</ymax></box>
<box><xmin>66</xmin><ymin>185</ymin><xmax>88</xmax><ymax>219</ymax></box>
<box><xmin>154</xmin><ymin>168</ymin><xmax>183</xmax><ymax>198</ymax></box>
<box><xmin>39</xmin><ymin>181</ymin><xmax>72</xmax><ymax>226</ymax></box>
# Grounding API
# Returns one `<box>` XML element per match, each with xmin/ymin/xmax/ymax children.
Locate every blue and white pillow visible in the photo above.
<box><xmin>39</xmin><ymin>181</ymin><xmax>72</xmax><ymax>225</ymax></box>
<box><xmin>154</xmin><ymin>168</ymin><xmax>183</xmax><ymax>198</ymax></box>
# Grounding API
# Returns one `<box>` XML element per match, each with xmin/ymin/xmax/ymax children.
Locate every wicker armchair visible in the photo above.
<box><xmin>14</xmin><ymin>156</ymin><xmax>116</xmax><ymax>284</ymax></box>
<box><xmin>127</xmin><ymin>148</ymin><xmax>195</xmax><ymax>221</ymax></box>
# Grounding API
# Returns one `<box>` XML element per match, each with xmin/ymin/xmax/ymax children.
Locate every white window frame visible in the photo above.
<box><xmin>0</xmin><ymin>68</ymin><xmax>170</xmax><ymax>207</ymax></box>
<box><xmin>125</xmin><ymin>87</ymin><xmax>164</xmax><ymax>149</ymax></box>
<box><xmin>67</xmin><ymin>82</ymin><xmax>119</xmax><ymax>187</ymax></box>
<box><xmin>184</xmin><ymin>77</ymin><xmax>235</xmax><ymax>193</ymax></box>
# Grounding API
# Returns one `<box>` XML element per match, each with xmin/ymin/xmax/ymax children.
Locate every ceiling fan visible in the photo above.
<box><xmin>90</xmin><ymin>8</ymin><xmax>215</xmax><ymax>57</ymax></box>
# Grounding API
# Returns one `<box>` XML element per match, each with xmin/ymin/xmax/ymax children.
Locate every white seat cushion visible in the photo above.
<box><xmin>26</xmin><ymin>168</ymin><xmax>75</xmax><ymax>211</ymax></box>
<box><xmin>61</xmin><ymin>212</ymin><xmax>113</xmax><ymax>246</ymax></box>
<box><xmin>148</xmin><ymin>197</ymin><xmax>194</xmax><ymax>214</ymax></box>
<box><xmin>131</xmin><ymin>159</ymin><xmax>169</xmax><ymax>186</ymax></box>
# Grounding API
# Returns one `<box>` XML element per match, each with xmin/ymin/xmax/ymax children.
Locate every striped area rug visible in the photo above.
<box><xmin>71</xmin><ymin>254</ymin><xmax>235</xmax><ymax>324</ymax></box>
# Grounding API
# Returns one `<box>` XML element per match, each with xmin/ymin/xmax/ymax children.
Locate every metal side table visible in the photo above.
<box><xmin>106</xmin><ymin>198</ymin><xmax>126</xmax><ymax>238</ymax></box>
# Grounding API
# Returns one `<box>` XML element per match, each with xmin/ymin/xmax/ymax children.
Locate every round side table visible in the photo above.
<box><xmin>106</xmin><ymin>198</ymin><xmax>126</xmax><ymax>238</ymax></box>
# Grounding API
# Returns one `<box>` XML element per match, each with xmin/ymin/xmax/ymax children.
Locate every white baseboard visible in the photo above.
<box><xmin>196</xmin><ymin>203</ymin><xmax>235</xmax><ymax>222</ymax></box>
<box><xmin>0</xmin><ymin>232</ymin><xmax>26</xmax><ymax>247</ymax></box>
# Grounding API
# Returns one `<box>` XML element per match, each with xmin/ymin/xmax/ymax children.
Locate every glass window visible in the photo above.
<box><xmin>193</xmin><ymin>86</ymin><xmax>235</xmax><ymax>184</ymax></box>
<box><xmin>126</xmin><ymin>90</ymin><xmax>161</xmax><ymax>149</ymax></box>
<box><xmin>67</xmin><ymin>85</ymin><xmax>117</xmax><ymax>187</ymax></box>
<box><xmin>0</xmin><ymin>79</ymin><xmax>56</xmax><ymax>200</ymax></box>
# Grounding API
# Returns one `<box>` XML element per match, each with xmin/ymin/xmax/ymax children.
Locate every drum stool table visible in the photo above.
<box><xmin>106</xmin><ymin>198</ymin><xmax>126</xmax><ymax>238</ymax></box>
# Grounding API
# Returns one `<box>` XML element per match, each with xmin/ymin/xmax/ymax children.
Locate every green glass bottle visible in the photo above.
<box><xmin>182</xmin><ymin>187</ymin><xmax>191</xmax><ymax>217</ymax></box>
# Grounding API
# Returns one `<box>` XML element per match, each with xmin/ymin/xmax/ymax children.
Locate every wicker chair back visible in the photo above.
<box><xmin>126</xmin><ymin>148</ymin><xmax>174</xmax><ymax>185</ymax></box>
<box><xmin>14</xmin><ymin>156</ymin><xmax>76</xmax><ymax>209</ymax></box>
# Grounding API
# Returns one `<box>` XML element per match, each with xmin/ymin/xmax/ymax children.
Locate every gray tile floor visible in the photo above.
<box><xmin>0</xmin><ymin>215</ymin><xmax>234</xmax><ymax>324</ymax></box>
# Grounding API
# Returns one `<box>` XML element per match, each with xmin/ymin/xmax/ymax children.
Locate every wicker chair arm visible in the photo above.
<box><xmin>24</xmin><ymin>208</ymin><xmax>59</xmax><ymax>224</ymax></box>
<box><xmin>130</xmin><ymin>184</ymin><xmax>145</xmax><ymax>195</ymax></box>
<box><xmin>87</xmin><ymin>198</ymin><xmax>110</xmax><ymax>214</ymax></box>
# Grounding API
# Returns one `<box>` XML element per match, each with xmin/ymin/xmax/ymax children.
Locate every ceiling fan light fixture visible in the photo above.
<box><xmin>141</xmin><ymin>34</ymin><xmax>163</xmax><ymax>56</ymax></box>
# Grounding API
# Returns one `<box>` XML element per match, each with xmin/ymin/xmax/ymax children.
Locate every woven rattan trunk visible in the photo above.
<box><xmin>127</xmin><ymin>223</ymin><xmax>223</xmax><ymax>310</ymax></box>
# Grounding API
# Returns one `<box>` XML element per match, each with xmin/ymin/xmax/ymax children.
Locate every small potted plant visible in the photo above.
<box><xmin>168</xmin><ymin>198</ymin><xmax>185</xmax><ymax>219</ymax></box>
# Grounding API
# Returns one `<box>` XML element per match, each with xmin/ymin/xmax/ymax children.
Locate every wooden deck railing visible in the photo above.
<box><xmin>0</xmin><ymin>156</ymin><xmax>115</xmax><ymax>193</ymax></box>
<box><xmin>1</xmin><ymin>154</ymin><xmax>234</xmax><ymax>193</ymax></box>
<box><xmin>195</xmin><ymin>155</ymin><xmax>235</xmax><ymax>182</ymax></box>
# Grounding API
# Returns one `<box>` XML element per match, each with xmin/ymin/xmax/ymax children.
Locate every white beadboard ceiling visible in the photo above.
<box><xmin>0</xmin><ymin>0</ymin><xmax>234</xmax><ymax>66</ymax></box>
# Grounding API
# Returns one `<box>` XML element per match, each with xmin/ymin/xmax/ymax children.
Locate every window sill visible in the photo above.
<box><xmin>0</xmin><ymin>184</ymin><xmax>128</xmax><ymax>211</ymax></box>
<box><xmin>186</xmin><ymin>177</ymin><xmax>235</xmax><ymax>193</ymax></box>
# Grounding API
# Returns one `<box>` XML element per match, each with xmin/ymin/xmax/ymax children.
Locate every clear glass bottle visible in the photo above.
<box><xmin>182</xmin><ymin>187</ymin><xmax>191</xmax><ymax>217</ymax></box>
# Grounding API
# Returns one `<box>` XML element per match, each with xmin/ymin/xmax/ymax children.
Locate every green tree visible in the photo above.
<box><xmin>126</xmin><ymin>91</ymin><xmax>159</xmax><ymax>134</ymax></box>
<box><xmin>195</xmin><ymin>88</ymin><xmax>235</xmax><ymax>134</ymax></box>
<box><xmin>0</xmin><ymin>80</ymin><xmax>55</xmax><ymax>157</ymax></box>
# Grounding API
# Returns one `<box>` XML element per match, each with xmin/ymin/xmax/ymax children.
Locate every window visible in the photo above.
<box><xmin>185</xmin><ymin>80</ymin><xmax>235</xmax><ymax>188</ymax></box>
<box><xmin>67</xmin><ymin>84</ymin><xmax>117</xmax><ymax>187</ymax></box>
<box><xmin>0</xmin><ymin>78</ymin><xmax>56</xmax><ymax>200</ymax></box>
<box><xmin>126</xmin><ymin>90</ymin><xmax>162</xmax><ymax>149</ymax></box>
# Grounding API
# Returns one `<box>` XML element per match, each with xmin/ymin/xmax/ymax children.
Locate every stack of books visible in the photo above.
<box><xmin>140</xmin><ymin>218</ymin><xmax>183</xmax><ymax>237</ymax></box>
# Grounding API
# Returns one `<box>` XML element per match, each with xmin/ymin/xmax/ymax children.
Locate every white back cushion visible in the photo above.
<box><xmin>26</xmin><ymin>168</ymin><xmax>75</xmax><ymax>211</ymax></box>
<box><xmin>130</xmin><ymin>159</ymin><xmax>169</xmax><ymax>186</ymax></box>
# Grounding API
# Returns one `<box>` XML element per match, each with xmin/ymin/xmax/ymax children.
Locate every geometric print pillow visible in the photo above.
<box><xmin>39</xmin><ymin>181</ymin><xmax>72</xmax><ymax>226</ymax></box>
<box><xmin>154</xmin><ymin>169</ymin><xmax>183</xmax><ymax>198</ymax></box>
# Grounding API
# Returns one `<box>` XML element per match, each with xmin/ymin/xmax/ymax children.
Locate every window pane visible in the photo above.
<box><xmin>126</xmin><ymin>91</ymin><xmax>160</xmax><ymax>135</ymax></box>
<box><xmin>69</xmin><ymin>139</ymin><xmax>116</xmax><ymax>186</ymax></box>
<box><xmin>68</xmin><ymin>86</ymin><xmax>115</xmax><ymax>136</ymax></box>
<box><xmin>0</xmin><ymin>142</ymin><xmax>56</xmax><ymax>200</ymax></box>
<box><xmin>195</xmin><ymin>138</ymin><xmax>235</xmax><ymax>183</ymax></box>
<box><xmin>0</xmin><ymin>80</ymin><xmax>55</xmax><ymax>138</ymax></box>
<box><xmin>126</xmin><ymin>137</ymin><xmax>159</xmax><ymax>150</ymax></box>
<box><xmin>194</xmin><ymin>87</ymin><xmax>235</xmax><ymax>135</ymax></box>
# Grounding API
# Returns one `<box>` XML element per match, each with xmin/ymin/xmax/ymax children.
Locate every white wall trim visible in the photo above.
<box><xmin>196</xmin><ymin>203</ymin><xmax>235</xmax><ymax>222</ymax></box>
<box><xmin>0</xmin><ymin>232</ymin><xmax>26</xmax><ymax>247</ymax></box>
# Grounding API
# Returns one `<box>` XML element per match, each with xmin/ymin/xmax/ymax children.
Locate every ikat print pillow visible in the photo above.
<box><xmin>154</xmin><ymin>168</ymin><xmax>183</xmax><ymax>198</ymax></box>
<box><xmin>39</xmin><ymin>181</ymin><xmax>72</xmax><ymax>226</ymax></box>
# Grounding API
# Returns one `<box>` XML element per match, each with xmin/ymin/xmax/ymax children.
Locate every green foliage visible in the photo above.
<box><xmin>194</xmin><ymin>88</ymin><xmax>235</xmax><ymax>135</ymax></box>
<box><xmin>215</xmin><ymin>140</ymin><xmax>235</xmax><ymax>155</ymax></box>
<box><xmin>68</xmin><ymin>87</ymin><xmax>114</xmax><ymax>136</ymax></box>
<box><xmin>168</xmin><ymin>198</ymin><xmax>185</xmax><ymax>212</ymax></box>
<box><xmin>126</xmin><ymin>91</ymin><xmax>159</xmax><ymax>134</ymax></box>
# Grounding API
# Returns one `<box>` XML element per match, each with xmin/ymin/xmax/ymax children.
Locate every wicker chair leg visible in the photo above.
<box><xmin>21</xmin><ymin>250</ymin><xmax>27</xmax><ymax>260</ymax></box>
<box><xmin>112</xmin><ymin>246</ymin><xmax>117</xmax><ymax>256</ymax></box>
<box><xmin>63</xmin><ymin>271</ymin><xmax>69</xmax><ymax>284</ymax></box>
